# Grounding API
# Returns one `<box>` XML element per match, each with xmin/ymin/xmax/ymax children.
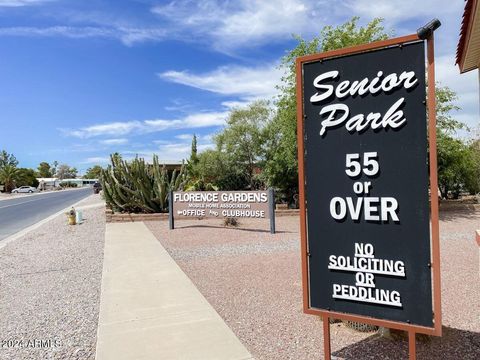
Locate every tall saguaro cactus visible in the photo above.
<box><xmin>101</xmin><ymin>154</ymin><xmax>187</xmax><ymax>213</ymax></box>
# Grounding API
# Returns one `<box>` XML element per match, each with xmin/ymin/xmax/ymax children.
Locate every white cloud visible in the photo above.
<box><xmin>100</xmin><ymin>138</ymin><xmax>129</xmax><ymax>145</ymax></box>
<box><xmin>157</xmin><ymin>1</ymin><xmax>478</xmax><ymax>134</ymax></box>
<box><xmin>151</xmin><ymin>0</ymin><xmax>327</xmax><ymax>51</ymax></box>
<box><xmin>342</xmin><ymin>0</ymin><xmax>465</xmax><ymax>58</ymax></box>
<box><xmin>175</xmin><ymin>133</ymin><xmax>215</xmax><ymax>142</ymax></box>
<box><xmin>141</xmin><ymin>112</ymin><xmax>227</xmax><ymax>133</ymax></box>
<box><xmin>221</xmin><ymin>100</ymin><xmax>251</xmax><ymax>109</ymax></box>
<box><xmin>64</xmin><ymin>121</ymin><xmax>143</xmax><ymax>138</ymax></box>
<box><xmin>175</xmin><ymin>134</ymin><xmax>193</xmax><ymax>140</ymax></box>
<box><xmin>0</xmin><ymin>0</ymin><xmax>466</xmax><ymax>53</ymax></box>
<box><xmin>114</xmin><ymin>27</ymin><xmax>167</xmax><ymax>46</ymax></box>
<box><xmin>150</xmin><ymin>0</ymin><xmax>466</xmax><ymax>58</ymax></box>
<box><xmin>0</xmin><ymin>26</ymin><xmax>111</xmax><ymax>38</ymax></box>
<box><xmin>124</xmin><ymin>132</ymin><xmax>216</xmax><ymax>162</ymax></box>
<box><xmin>120</xmin><ymin>141</ymin><xmax>215</xmax><ymax>162</ymax></box>
<box><xmin>81</xmin><ymin>156</ymin><xmax>110</xmax><ymax>164</ymax></box>
<box><xmin>343</xmin><ymin>0</ymin><xmax>458</xmax><ymax>25</ymax></box>
<box><xmin>201</xmin><ymin>133</ymin><xmax>215</xmax><ymax>142</ymax></box>
<box><xmin>159</xmin><ymin>63</ymin><xmax>282</xmax><ymax>100</ymax></box>
<box><xmin>0</xmin><ymin>26</ymin><xmax>166</xmax><ymax>46</ymax></box>
<box><xmin>152</xmin><ymin>139</ymin><xmax>171</xmax><ymax>145</ymax></box>
<box><xmin>140</xmin><ymin>119</ymin><xmax>178</xmax><ymax>132</ymax></box>
<box><xmin>183</xmin><ymin>112</ymin><xmax>228</xmax><ymax>127</ymax></box>
<box><xmin>62</xmin><ymin>111</ymin><xmax>228</xmax><ymax>138</ymax></box>
<box><xmin>164</xmin><ymin>101</ymin><xmax>195</xmax><ymax>112</ymax></box>
<box><xmin>0</xmin><ymin>0</ymin><xmax>53</xmax><ymax>7</ymax></box>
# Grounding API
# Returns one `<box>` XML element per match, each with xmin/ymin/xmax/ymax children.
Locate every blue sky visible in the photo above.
<box><xmin>0</xmin><ymin>0</ymin><xmax>478</xmax><ymax>175</ymax></box>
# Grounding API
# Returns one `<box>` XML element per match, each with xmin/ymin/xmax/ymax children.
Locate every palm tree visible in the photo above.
<box><xmin>0</xmin><ymin>164</ymin><xmax>18</xmax><ymax>193</ymax></box>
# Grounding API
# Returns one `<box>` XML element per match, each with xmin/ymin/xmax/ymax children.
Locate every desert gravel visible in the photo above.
<box><xmin>0</xmin><ymin>197</ymin><xmax>477</xmax><ymax>360</ymax></box>
<box><xmin>146</xmin><ymin>211</ymin><xmax>480</xmax><ymax>360</ymax></box>
<box><xmin>0</xmin><ymin>194</ymin><xmax>105</xmax><ymax>360</ymax></box>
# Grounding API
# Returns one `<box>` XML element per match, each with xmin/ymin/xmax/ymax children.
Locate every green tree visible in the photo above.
<box><xmin>467</xmin><ymin>139</ymin><xmax>480</xmax><ymax>194</ymax></box>
<box><xmin>435</xmin><ymin>84</ymin><xmax>480</xmax><ymax>199</ymax></box>
<box><xmin>195</xmin><ymin>149</ymin><xmax>248</xmax><ymax>191</ymax></box>
<box><xmin>0</xmin><ymin>150</ymin><xmax>18</xmax><ymax>168</ymax></box>
<box><xmin>185</xmin><ymin>134</ymin><xmax>221</xmax><ymax>190</ymax></box>
<box><xmin>84</xmin><ymin>165</ymin><xmax>103</xmax><ymax>179</ymax></box>
<box><xmin>437</xmin><ymin>134</ymin><xmax>479</xmax><ymax>198</ymax></box>
<box><xmin>37</xmin><ymin>162</ymin><xmax>53</xmax><ymax>177</ymax></box>
<box><xmin>215</xmin><ymin>100</ymin><xmax>271</xmax><ymax>189</ymax></box>
<box><xmin>190</xmin><ymin>134</ymin><xmax>199</xmax><ymax>165</ymax></box>
<box><xmin>15</xmin><ymin>168</ymin><xmax>39</xmax><ymax>188</ymax></box>
<box><xmin>265</xmin><ymin>17</ymin><xmax>390</xmax><ymax>204</ymax></box>
<box><xmin>186</xmin><ymin>135</ymin><xmax>200</xmax><ymax>182</ymax></box>
<box><xmin>0</xmin><ymin>165</ymin><xmax>18</xmax><ymax>192</ymax></box>
<box><xmin>433</xmin><ymin>85</ymin><xmax>468</xmax><ymax>135</ymax></box>
<box><xmin>51</xmin><ymin>160</ymin><xmax>59</xmax><ymax>177</ymax></box>
<box><xmin>434</xmin><ymin>85</ymin><xmax>479</xmax><ymax>198</ymax></box>
<box><xmin>195</xmin><ymin>149</ymin><xmax>225</xmax><ymax>184</ymax></box>
<box><xmin>56</xmin><ymin>164</ymin><xmax>77</xmax><ymax>179</ymax></box>
<box><xmin>0</xmin><ymin>151</ymin><xmax>19</xmax><ymax>192</ymax></box>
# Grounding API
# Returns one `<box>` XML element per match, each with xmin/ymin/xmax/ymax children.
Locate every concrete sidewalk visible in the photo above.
<box><xmin>95</xmin><ymin>222</ymin><xmax>253</xmax><ymax>360</ymax></box>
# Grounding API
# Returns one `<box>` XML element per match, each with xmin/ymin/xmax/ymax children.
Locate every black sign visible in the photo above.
<box><xmin>301</xmin><ymin>41</ymin><xmax>432</xmax><ymax>327</ymax></box>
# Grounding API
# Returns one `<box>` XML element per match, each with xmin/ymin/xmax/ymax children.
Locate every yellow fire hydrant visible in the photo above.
<box><xmin>67</xmin><ymin>207</ymin><xmax>76</xmax><ymax>225</ymax></box>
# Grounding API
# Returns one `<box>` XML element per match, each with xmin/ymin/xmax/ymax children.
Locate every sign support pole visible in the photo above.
<box><xmin>168</xmin><ymin>190</ymin><xmax>174</xmax><ymax>230</ymax></box>
<box><xmin>268</xmin><ymin>188</ymin><xmax>276</xmax><ymax>234</ymax></box>
<box><xmin>323</xmin><ymin>317</ymin><xmax>331</xmax><ymax>360</ymax></box>
<box><xmin>427</xmin><ymin>32</ymin><xmax>442</xmax><ymax>338</ymax></box>
<box><xmin>408</xmin><ymin>331</ymin><xmax>416</xmax><ymax>360</ymax></box>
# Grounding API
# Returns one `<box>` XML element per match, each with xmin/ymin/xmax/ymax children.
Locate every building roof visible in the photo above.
<box><xmin>456</xmin><ymin>0</ymin><xmax>480</xmax><ymax>73</ymax></box>
<box><xmin>36</xmin><ymin>178</ymin><xmax>59</xmax><ymax>182</ymax></box>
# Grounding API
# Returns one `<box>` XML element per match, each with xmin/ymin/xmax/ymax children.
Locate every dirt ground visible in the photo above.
<box><xmin>146</xmin><ymin>211</ymin><xmax>480</xmax><ymax>360</ymax></box>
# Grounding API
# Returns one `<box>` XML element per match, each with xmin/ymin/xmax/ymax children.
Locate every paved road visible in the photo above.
<box><xmin>0</xmin><ymin>188</ymin><xmax>92</xmax><ymax>241</ymax></box>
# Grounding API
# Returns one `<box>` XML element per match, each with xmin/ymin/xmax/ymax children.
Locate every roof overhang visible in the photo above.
<box><xmin>457</xmin><ymin>0</ymin><xmax>480</xmax><ymax>73</ymax></box>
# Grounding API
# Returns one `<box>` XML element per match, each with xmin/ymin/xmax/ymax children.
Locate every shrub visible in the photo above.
<box><xmin>59</xmin><ymin>181</ymin><xmax>78</xmax><ymax>188</ymax></box>
<box><xmin>223</xmin><ymin>217</ymin><xmax>239</xmax><ymax>227</ymax></box>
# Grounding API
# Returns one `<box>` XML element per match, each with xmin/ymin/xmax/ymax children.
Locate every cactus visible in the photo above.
<box><xmin>100</xmin><ymin>154</ymin><xmax>187</xmax><ymax>213</ymax></box>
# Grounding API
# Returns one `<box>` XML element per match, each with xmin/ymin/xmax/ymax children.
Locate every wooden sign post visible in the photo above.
<box><xmin>296</xmin><ymin>28</ymin><xmax>442</xmax><ymax>359</ymax></box>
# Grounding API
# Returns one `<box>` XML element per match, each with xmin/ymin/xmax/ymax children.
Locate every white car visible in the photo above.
<box><xmin>12</xmin><ymin>186</ymin><xmax>38</xmax><ymax>194</ymax></box>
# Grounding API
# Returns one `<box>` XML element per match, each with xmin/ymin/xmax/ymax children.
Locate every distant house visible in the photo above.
<box><xmin>61</xmin><ymin>178</ymin><xmax>99</xmax><ymax>187</ymax></box>
<box><xmin>37</xmin><ymin>178</ymin><xmax>61</xmax><ymax>190</ymax></box>
<box><xmin>153</xmin><ymin>160</ymin><xmax>183</xmax><ymax>172</ymax></box>
<box><xmin>145</xmin><ymin>160</ymin><xmax>184</xmax><ymax>175</ymax></box>
<box><xmin>37</xmin><ymin>178</ymin><xmax>100</xmax><ymax>189</ymax></box>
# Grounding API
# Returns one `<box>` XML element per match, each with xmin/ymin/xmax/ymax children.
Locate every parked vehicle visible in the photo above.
<box><xmin>93</xmin><ymin>182</ymin><xmax>102</xmax><ymax>194</ymax></box>
<box><xmin>11</xmin><ymin>186</ymin><xmax>38</xmax><ymax>193</ymax></box>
